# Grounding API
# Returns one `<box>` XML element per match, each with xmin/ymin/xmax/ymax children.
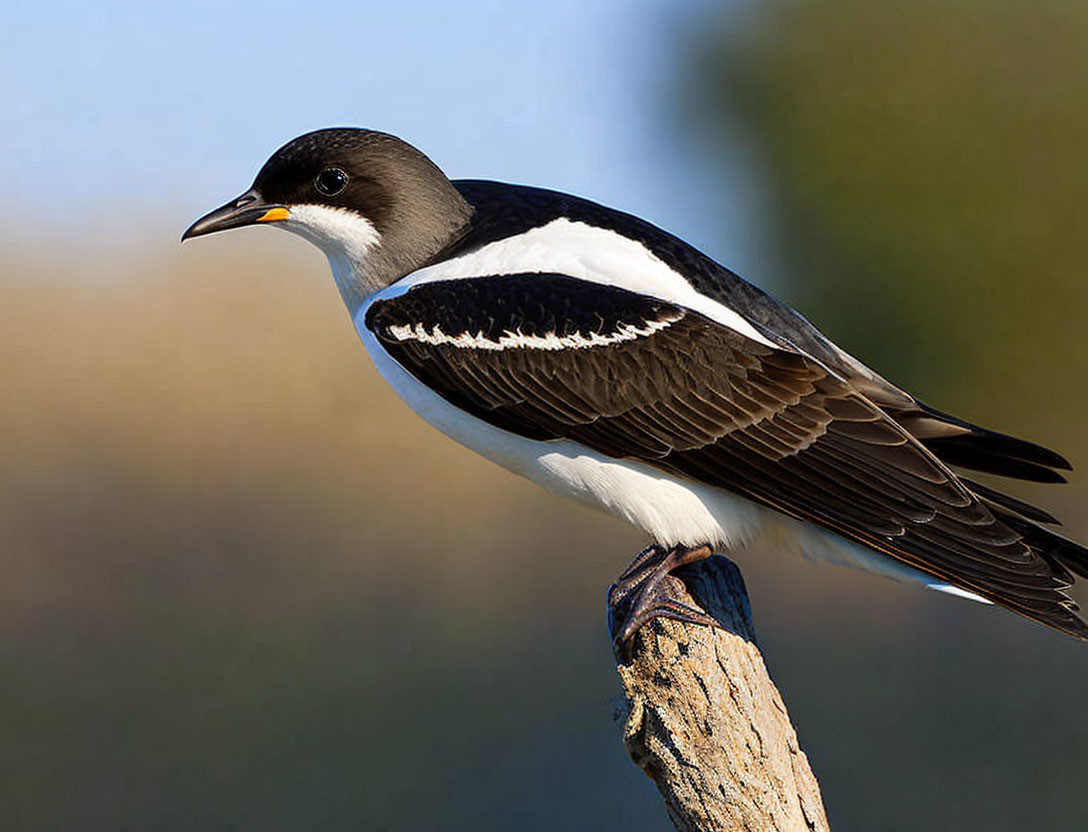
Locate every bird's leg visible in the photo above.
<box><xmin>607</xmin><ymin>543</ymin><xmax>719</xmax><ymax>660</ymax></box>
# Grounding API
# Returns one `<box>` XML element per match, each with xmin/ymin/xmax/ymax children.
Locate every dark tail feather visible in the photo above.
<box><xmin>1012</xmin><ymin>518</ymin><xmax>1088</xmax><ymax>582</ymax></box>
<box><xmin>911</xmin><ymin>402</ymin><xmax>1072</xmax><ymax>483</ymax></box>
<box><xmin>979</xmin><ymin>498</ymin><xmax>1088</xmax><ymax>581</ymax></box>
<box><xmin>922</xmin><ymin>437</ymin><xmax>1068</xmax><ymax>482</ymax></box>
<box><xmin>971</xmin><ymin>503</ymin><xmax>1088</xmax><ymax>637</ymax></box>
<box><xmin>960</xmin><ymin>477</ymin><xmax>1062</xmax><ymax>525</ymax></box>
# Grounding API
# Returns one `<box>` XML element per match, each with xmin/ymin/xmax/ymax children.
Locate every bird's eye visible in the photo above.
<box><xmin>314</xmin><ymin>167</ymin><xmax>349</xmax><ymax>196</ymax></box>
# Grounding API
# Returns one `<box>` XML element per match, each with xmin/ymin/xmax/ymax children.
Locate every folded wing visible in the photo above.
<box><xmin>365</xmin><ymin>273</ymin><xmax>1088</xmax><ymax>639</ymax></box>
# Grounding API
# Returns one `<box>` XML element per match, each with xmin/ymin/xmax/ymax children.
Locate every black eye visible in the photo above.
<box><xmin>314</xmin><ymin>167</ymin><xmax>348</xmax><ymax>196</ymax></box>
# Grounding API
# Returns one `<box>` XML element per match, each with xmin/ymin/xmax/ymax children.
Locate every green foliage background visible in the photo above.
<box><xmin>696</xmin><ymin>0</ymin><xmax>1088</xmax><ymax>420</ymax></box>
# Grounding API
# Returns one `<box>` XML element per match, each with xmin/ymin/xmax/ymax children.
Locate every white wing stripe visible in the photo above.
<box><xmin>386</xmin><ymin>314</ymin><xmax>680</xmax><ymax>352</ymax></box>
<box><xmin>373</xmin><ymin>218</ymin><xmax>777</xmax><ymax>348</ymax></box>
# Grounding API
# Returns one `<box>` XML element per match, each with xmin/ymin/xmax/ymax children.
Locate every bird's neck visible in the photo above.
<box><xmin>327</xmin><ymin>253</ymin><xmax>373</xmax><ymax>315</ymax></box>
<box><xmin>309</xmin><ymin>191</ymin><xmax>473</xmax><ymax>317</ymax></box>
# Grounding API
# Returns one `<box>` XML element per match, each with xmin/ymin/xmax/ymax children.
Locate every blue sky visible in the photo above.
<box><xmin>1</xmin><ymin>0</ymin><xmax>768</xmax><ymax>276</ymax></box>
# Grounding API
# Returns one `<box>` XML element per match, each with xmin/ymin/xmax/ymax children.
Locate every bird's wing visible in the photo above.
<box><xmin>364</xmin><ymin>272</ymin><xmax>1088</xmax><ymax>638</ymax></box>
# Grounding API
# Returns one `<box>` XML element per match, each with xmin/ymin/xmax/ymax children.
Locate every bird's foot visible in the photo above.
<box><xmin>607</xmin><ymin>543</ymin><xmax>718</xmax><ymax>661</ymax></box>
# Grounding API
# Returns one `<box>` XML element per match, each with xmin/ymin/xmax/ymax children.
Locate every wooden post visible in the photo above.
<box><xmin>611</xmin><ymin>555</ymin><xmax>830</xmax><ymax>832</ymax></box>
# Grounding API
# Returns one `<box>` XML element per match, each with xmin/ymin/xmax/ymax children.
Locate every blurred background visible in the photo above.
<box><xmin>2</xmin><ymin>1</ymin><xmax>1087</xmax><ymax>829</ymax></box>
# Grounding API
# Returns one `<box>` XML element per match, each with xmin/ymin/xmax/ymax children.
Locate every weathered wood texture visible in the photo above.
<box><xmin>613</xmin><ymin>556</ymin><xmax>830</xmax><ymax>832</ymax></box>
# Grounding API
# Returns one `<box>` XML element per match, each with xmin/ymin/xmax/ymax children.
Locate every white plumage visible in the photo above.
<box><xmin>384</xmin><ymin>217</ymin><xmax>778</xmax><ymax>347</ymax></box>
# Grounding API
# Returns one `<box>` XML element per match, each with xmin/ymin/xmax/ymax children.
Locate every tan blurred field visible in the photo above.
<box><xmin>0</xmin><ymin>236</ymin><xmax>666</xmax><ymax>827</ymax></box>
<box><xmin>1</xmin><ymin>236</ymin><xmax>646</xmax><ymax>634</ymax></box>
<box><xmin>2</xmin><ymin>222</ymin><xmax>1087</xmax><ymax>830</ymax></box>
<box><xmin>3</xmin><ymin>230</ymin><xmax>1087</xmax><ymax>830</ymax></box>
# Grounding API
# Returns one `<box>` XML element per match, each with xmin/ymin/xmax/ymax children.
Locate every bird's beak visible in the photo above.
<box><xmin>181</xmin><ymin>189</ymin><xmax>290</xmax><ymax>241</ymax></box>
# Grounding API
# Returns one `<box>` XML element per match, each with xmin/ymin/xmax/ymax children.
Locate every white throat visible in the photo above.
<box><xmin>278</xmin><ymin>204</ymin><xmax>382</xmax><ymax>311</ymax></box>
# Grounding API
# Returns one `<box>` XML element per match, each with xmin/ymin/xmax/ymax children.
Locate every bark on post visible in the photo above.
<box><xmin>611</xmin><ymin>555</ymin><xmax>830</xmax><ymax>832</ymax></box>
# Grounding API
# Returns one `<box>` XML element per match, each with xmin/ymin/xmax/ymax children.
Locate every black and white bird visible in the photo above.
<box><xmin>183</xmin><ymin>127</ymin><xmax>1088</xmax><ymax>648</ymax></box>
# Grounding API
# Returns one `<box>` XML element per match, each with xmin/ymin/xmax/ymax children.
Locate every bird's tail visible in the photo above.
<box><xmin>877</xmin><ymin>398</ymin><xmax>1088</xmax><ymax>637</ymax></box>
<box><xmin>902</xmin><ymin>402</ymin><xmax>1072</xmax><ymax>483</ymax></box>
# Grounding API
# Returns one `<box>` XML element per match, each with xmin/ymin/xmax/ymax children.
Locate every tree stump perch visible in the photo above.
<box><xmin>610</xmin><ymin>555</ymin><xmax>830</xmax><ymax>832</ymax></box>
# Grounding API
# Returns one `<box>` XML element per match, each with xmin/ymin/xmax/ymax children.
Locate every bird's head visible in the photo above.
<box><xmin>182</xmin><ymin>128</ymin><xmax>472</xmax><ymax>312</ymax></box>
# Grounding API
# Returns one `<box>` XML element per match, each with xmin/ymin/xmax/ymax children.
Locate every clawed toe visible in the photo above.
<box><xmin>607</xmin><ymin>544</ymin><xmax>719</xmax><ymax>661</ymax></box>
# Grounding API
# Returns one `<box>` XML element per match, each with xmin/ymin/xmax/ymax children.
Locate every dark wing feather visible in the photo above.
<box><xmin>958</xmin><ymin>477</ymin><xmax>1062</xmax><ymax>526</ymax></box>
<box><xmin>366</xmin><ymin>273</ymin><xmax>1088</xmax><ymax>639</ymax></box>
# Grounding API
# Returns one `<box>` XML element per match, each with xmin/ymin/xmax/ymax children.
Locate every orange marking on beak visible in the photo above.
<box><xmin>257</xmin><ymin>207</ymin><xmax>290</xmax><ymax>222</ymax></box>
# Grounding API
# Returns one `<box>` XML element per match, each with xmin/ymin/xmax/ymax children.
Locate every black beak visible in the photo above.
<box><xmin>181</xmin><ymin>189</ymin><xmax>289</xmax><ymax>241</ymax></box>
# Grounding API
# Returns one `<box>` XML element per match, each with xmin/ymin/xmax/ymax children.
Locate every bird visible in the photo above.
<box><xmin>183</xmin><ymin>127</ymin><xmax>1088</xmax><ymax>650</ymax></box>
